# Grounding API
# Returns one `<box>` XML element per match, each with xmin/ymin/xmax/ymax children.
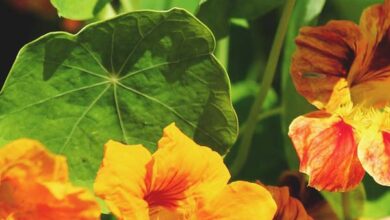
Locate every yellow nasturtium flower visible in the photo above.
<box><xmin>94</xmin><ymin>123</ymin><xmax>277</xmax><ymax>220</ymax></box>
<box><xmin>0</xmin><ymin>139</ymin><xmax>100</xmax><ymax>220</ymax></box>
<box><xmin>289</xmin><ymin>0</ymin><xmax>390</xmax><ymax>191</ymax></box>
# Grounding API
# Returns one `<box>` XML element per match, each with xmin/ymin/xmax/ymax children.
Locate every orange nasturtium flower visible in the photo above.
<box><xmin>266</xmin><ymin>186</ymin><xmax>312</xmax><ymax>220</ymax></box>
<box><xmin>0</xmin><ymin>139</ymin><xmax>100</xmax><ymax>220</ymax></box>
<box><xmin>94</xmin><ymin>123</ymin><xmax>277</xmax><ymax>220</ymax></box>
<box><xmin>289</xmin><ymin>0</ymin><xmax>390</xmax><ymax>191</ymax></box>
<box><xmin>256</xmin><ymin>181</ymin><xmax>313</xmax><ymax>220</ymax></box>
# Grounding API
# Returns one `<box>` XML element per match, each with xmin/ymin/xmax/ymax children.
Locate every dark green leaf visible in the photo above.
<box><xmin>0</xmin><ymin>9</ymin><xmax>238</xmax><ymax>185</ymax></box>
<box><xmin>320</xmin><ymin>0</ymin><xmax>383</xmax><ymax>23</ymax></box>
<box><xmin>231</xmin><ymin>0</ymin><xmax>284</xmax><ymax>20</ymax></box>
<box><xmin>196</xmin><ymin>0</ymin><xmax>231</xmax><ymax>39</ymax></box>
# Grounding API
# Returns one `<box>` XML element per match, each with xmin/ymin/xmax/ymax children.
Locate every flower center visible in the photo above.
<box><xmin>144</xmin><ymin>190</ymin><xmax>183</xmax><ymax>209</ymax></box>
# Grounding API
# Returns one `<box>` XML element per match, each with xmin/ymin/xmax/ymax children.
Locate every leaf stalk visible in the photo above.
<box><xmin>230</xmin><ymin>0</ymin><xmax>296</xmax><ymax>177</ymax></box>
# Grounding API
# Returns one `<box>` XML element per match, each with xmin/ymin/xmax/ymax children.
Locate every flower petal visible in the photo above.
<box><xmin>358</xmin><ymin>130</ymin><xmax>390</xmax><ymax>186</ymax></box>
<box><xmin>144</xmin><ymin>123</ymin><xmax>230</xmax><ymax>210</ymax></box>
<box><xmin>0</xmin><ymin>180</ymin><xmax>100</xmax><ymax>220</ymax></box>
<box><xmin>291</xmin><ymin>21</ymin><xmax>360</xmax><ymax>109</ymax></box>
<box><xmin>350</xmin><ymin>67</ymin><xmax>390</xmax><ymax>108</ymax></box>
<box><xmin>288</xmin><ymin>111</ymin><xmax>365</xmax><ymax>191</ymax></box>
<box><xmin>359</xmin><ymin>0</ymin><xmax>390</xmax><ymax>50</ymax></box>
<box><xmin>0</xmin><ymin>139</ymin><xmax>68</xmax><ymax>182</ymax></box>
<box><xmin>276</xmin><ymin>172</ymin><xmax>339</xmax><ymax>220</ymax></box>
<box><xmin>348</xmin><ymin>0</ymin><xmax>390</xmax><ymax>106</ymax></box>
<box><xmin>196</xmin><ymin>181</ymin><xmax>277</xmax><ymax>220</ymax></box>
<box><xmin>0</xmin><ymin>139</ymin><xmax>100</xmax><ymax>219</ymax></box>
<box><xmin>266</xmin><ymin>186</ymin><xmax>312</xmax><ymax>220</ymax></box>
<box><xmin>94</xmin><ymin>140</ymin><xmax>152</xmax><ymax>219</ymax></box>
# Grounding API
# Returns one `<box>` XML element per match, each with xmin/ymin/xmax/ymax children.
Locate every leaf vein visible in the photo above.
<box><xmin>37</xmin><ymin>59</ymin><xmax>110</xmax><ymax>80</ymax></box>
<box><xmin>59</xmin><ymin>84</ymin><xmax>111</xmax><ymax>153</ymax></box>
<box><xmin>117</xmin><ymin>14</ymin><xmax>170</xmax><ymax>75</ymax></box>
<box><xmin>0</xmin><ymin>81</ymin><xmax>109</xmax><ymax>121</ymax></box>
<box><xmin>118</xmin><ymin>54</ymin><xmax>209</xmax><ymax>81</ymax></box>
<box><xmin>113</xmin><ymin>84</ymin><xmax>129</xmax><ymax>143</ymax></box>
<box><xmin>78</xmin><ymin>41</ymin><xmax>111</xmax><ymax>75</ymax></box>
<box><xmin>117</xmin><ymin>82</ymin><xmax>222</xmax><ymax>146</ymax></box>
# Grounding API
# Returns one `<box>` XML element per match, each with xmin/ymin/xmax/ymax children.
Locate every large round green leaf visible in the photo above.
<box><xmin>0</xmin><ymin>8</ymin><xmax>238</xmax><ymax>184</ymax></box>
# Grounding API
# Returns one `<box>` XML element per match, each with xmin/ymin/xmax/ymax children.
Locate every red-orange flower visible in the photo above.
<box><xmin>289</xmin><ymin>0</ymin><xmax>390</xmax><ymax>191</ymax></box>
<box><xmin>256</xmin><ymin>179</ymin><xmax>313</xmax><ymax>220</ymax></box>
<box><xmin>0</xmin><ymin>139</ymin><xmax>100</xmax><ymax>220</ymax></box>
<box><xmin>266</xmin><ymin>185</ymin><xmax>312</xmax><ymax>220</ymax></box>
<box><xmin>94</xmin><ymin>123</ymin><xmax>277</xmax><ymax>219</ymax></box>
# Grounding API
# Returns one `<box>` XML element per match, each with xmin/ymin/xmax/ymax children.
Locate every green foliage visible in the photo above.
<box><xmin>320</xmin><ymin>0</ymin><xmax>383</xmax><ymax>22</ymax></box>
<box><xmin>135</xmin><ymin>0</ymin><xmax>200</xmax><ymax>13</ymax></box>
<box><xmin>3</xmin><ymin>0</ymin><xmax>390</xmax><ymax>218</ymax></box>
<box><xmin>363</xmin><ymin>176</ymin><xmax>390</xmax><ymax>218</ymax></box>
<box><xmin>196</xmin><ymin>0</ymin><xmax>288</xmax><ymax>40</ymax></box>
<box><xmin>0</xmin><ymin>9</ymin><xmax>237</xmax><ymax>185</ymax></box>
<box><xmin>197</xmin><ymin>0</ymin><xmax>231</xmax><ymax>39</ymax></box>
<box><xmin>51</xmin><ymin>0</ymin><xmax>112</xmax><ymax>20</ymax></box>
<box><xmin>280</xmin><ymin>0</ymin><xmax>325</xmax><ymax>169</ymax></box>
<box><xmin>322</xmin><ymin>185</ymin><xmax>366</xmax><ymax>220</ymax></box>
<box><xmin>231</xmin><ymin>0</ymin><xmax>284</xmax><ymax>20</ymax></box>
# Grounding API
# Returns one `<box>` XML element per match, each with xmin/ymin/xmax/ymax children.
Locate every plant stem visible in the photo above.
<box><xmin>239</xmin><ymin>107</ymin><xmax>283</xmax><ymax>136</ymax></box>
<box><xmin>98</xmin><ymin>3</ymin><xmax>117</xmax><ymax>20</ymax></box>
<box><xmin>119</xmin><ymin>0</ymin><xmax>134</xmax><ymax>12</ymax></box>
<box><xmin>230</xmin><ymin>0</ymin><xmax>296</xmax><ymax>177</ymax></box>
<box><xmin>342</xmin><ymin>192</ymin><xmax>352</xmax><ymax>220</ymax></box>
<box><xmin>216</xmin><ymin>37</ymin><xmax>230</xmax><ymax>69</ymax></box>
<box><xmin>257</xmin><ymin>106</ymin><xmax>283</xmax><ymax>121</ymax></box>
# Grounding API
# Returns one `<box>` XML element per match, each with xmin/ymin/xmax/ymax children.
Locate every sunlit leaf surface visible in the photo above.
<box><xmin>51</xmin><ymin>0</ymin><xmax>112</xmax><ymax>20</ymax></box>
<box><xmin>0</xmin><ymin>9</ymin><xmax>238</xmax><ymax>185</ymax></box>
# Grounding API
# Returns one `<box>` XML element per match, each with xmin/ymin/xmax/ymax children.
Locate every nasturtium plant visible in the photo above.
<box><xmin>0</xmin><ymin>8</ymin><xmax>238</xmax><ymax>185</ymax></box>
<box><xmin>50</xmin><ymin>0</ymin><xmax>112</xmax><ymax>20</ymax></box>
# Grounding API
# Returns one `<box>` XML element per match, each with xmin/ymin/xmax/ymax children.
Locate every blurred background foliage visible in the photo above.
<box><xmin>0</xmin><ymin>0</ymin><xmax>389</xmax><ymax>219</ymax></box>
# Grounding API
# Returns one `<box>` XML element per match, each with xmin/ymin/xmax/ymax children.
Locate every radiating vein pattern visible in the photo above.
<box><xmin>0</xmin><ymin>8</ymin><xmax>238</xmax><ymax>185</ymax></box>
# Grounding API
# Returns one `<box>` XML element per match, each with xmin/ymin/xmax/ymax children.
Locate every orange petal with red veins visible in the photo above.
<box><xmin>288</xmin><ymin>111</ymin><xmax>365</xmax><ymax>191</ymax></box>
<box><xmin>266</xmin><ymin>186</ymin><xmax>312</xmax><ymax>220</ymax></box>
<box><xmin>94</xmin><ymin>140</ymin><xmax>151</xmax><ymax>219</ymax></box>
<box><xmin>145</xmin><ymin>123</ymin><xmax>230</xmax><ymax>211</ymax></box>
<box><xmin>197</xmin><ymin>181</ymin><xmax>276</xmax><ymax>220</ymax></box>
<box><xmin>348</xmin><ymin>0</ymin><xmax>390</xmax><ymax>106</ymax></box>
<box><xmin>291</xmin><ymin>20</ymin><xmax>360</xmax><ymax>109</ymax></box>
<box><xmin>359</xmin><ymin>0</ymin><xmax>390</xmax><ymax>49</ymax></box>
<box><xmin>358</xmin><ymin>130</ymin><xmax>390</xmax><ymax>186</ymax></box>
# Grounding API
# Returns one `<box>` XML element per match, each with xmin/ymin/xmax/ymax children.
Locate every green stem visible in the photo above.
<box><xmin>239</xmin><ymin>107</ymin><xmax>283</xmax><ymax>136</ymax></box>
<box><xmin>119</xmin><ymin>0</ymin><xmax>134</xmax><ymax>12</ymax></box>
<box><xmin>257</xmin><ymin>107</ymin><xmax>283</xmax><ymax>121</ymax></box>
<box><xmin>216</xmin><ymin>37</ymin><xmax>230</xmax><ymax>69</ymax></box>
<box><xmin>342</xmin><ymin>192</ymin><xmax>352</xmax><ymax>220</ymax></box>
<box><xmin>230</xmin><ymin>0</ymin><xmax>296</xmax><ymax>177</ymax></box>
<box><xmin>98</xmin><ymin>3</ymin><xmax>117</xmax><ymax>20</ymax></box>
